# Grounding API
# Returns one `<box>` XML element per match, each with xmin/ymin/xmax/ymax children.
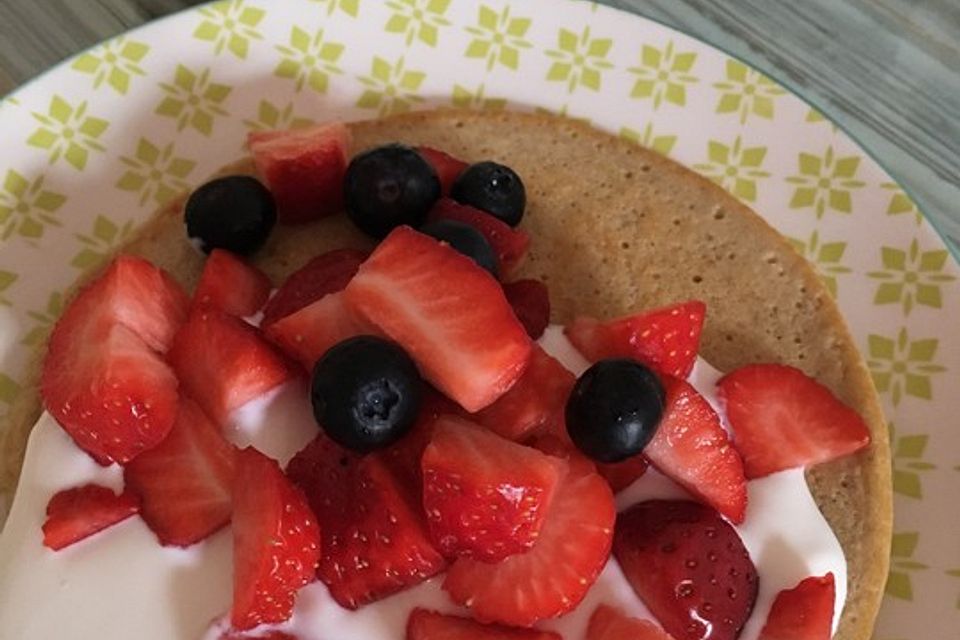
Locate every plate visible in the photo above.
<box><xmin>0</xmin><ymin>0</ymin><xmax>956</xmax><ymax>636</ymax></box>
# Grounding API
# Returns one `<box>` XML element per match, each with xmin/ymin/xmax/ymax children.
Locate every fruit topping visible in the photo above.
<box><xmin>565</xmin><ymin>359</ymin><xmax>665</xmax><ymax>463</ymax></box>
<box><xmin>428</xmin><ymin>198</ymin><xmax>530</xmax><ymax>276</ymax></box>
<box><xmin>311</xmin><ymin>335</ymin><xmax>424</xmax><ymax>452</ymax></box>
<box><xmin>451</xmin><ymin>161</ymin><xmax>526</xmax><ymax>227</ymax></box>
<box><xmin>443</xmin><ymin>455</ymin><xmax>615</xmax><ymax>626</ymax></box>
<box><xmin>407</xmin><ymin>608</ymin><xmax>562</xmax><ymax>640</ymax></box>
<box><xmin>261</xmin><ymin>248</ymin><xmax>368</xmax><ymax>327</ymax></box>
<box><xmin>193</xmin><ymin>249</ymin><xmax>272</xmax><ymax>318</ymax></box>
<box><xmin>345</xmin><ymin>144</ymin><xmax>441</xmax><ymax>238</ymax></box>
<box><xmin>566</xmin><ymin>300</ymin><xmax>706</xmax><ymax>379</ymax></box>
<box><xmin>717</xmin><ymin>364</ymin><xmax>872</xmax><ymax>478</ymax></box>
<box><xmin>124</xmin><ymin>398</ymin><xmax>237</xmax><ymax>547</ymax></box>
<box><xmin>502</xmin><ymin>279</ymin><xmax>550</xmax><ymax>339</ymax></box>
<box><xmin>421</xmin><ymin>416</ymin><xmax>565</xmax><ymax>562</ymax></box>
<box><xmin>231</xmin><ymin>447</ymin><xmax>321</xmax><ymax>630</ymax></box>
<box><xmin>42</xmin><ymin>484</ymin><xmax>140</xmax><ymax>551</ymax></box>
<box><xmin>185</xmin><ymin>175</ymin><xmax>277</xmax><ymax>255</ymax></box>
<box><xmin>248</xmin><ymin>122</ymin><xmax>351</xmax><ymax>224</ymax></box>
<box><xmin>417</xmin><ymin>146</ymin><xmax>468</xmax><ymax>195</ymax></box>
<box><xmin>344</xmin><ymin>226</ymin><xmax>532</xmax><ymax>413</ymax></box>
<box><xmin>596</xmin><ymin>455</ymin><xmax>650</xmax><ymax>493</ymax></box>
<box><xmin>644</xmin><ymin>377</ymin><xmax>747</xmax><ymax>523</ymax></box>
<box><xmin>758</xmin><ymin>573</ymin><xmax>835</xmax><ymax>640</ymax></box>
<box><xmin>420</xmin><ymin>219</ymin><xmax>499</xmax><ymax>277</ymax></box>
<box><xmin>614</xmin><ymin>500</ymin><xmax>758</xmax><ymax>640</ymax></box>
<box><xmin>264</xmin><ymin>290</ymin><xmax>368</xmax><ymax>371</ymax></box>
<box><xmin>587</xmin><ymin>604</ymin><xmax>675</xmax><ymax>640</ymax></box>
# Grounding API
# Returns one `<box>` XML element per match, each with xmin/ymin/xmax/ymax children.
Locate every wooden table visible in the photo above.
<box><xmin>1</xmin><ymin>0</ymin><xmax>958</xmax><ymax>252</ymax></box>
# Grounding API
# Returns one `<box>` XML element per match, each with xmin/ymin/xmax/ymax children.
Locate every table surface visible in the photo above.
<box><xmin>1</xmin><ymin>0</ymin><xmax>958</xmax><ymax>253</ymax></box>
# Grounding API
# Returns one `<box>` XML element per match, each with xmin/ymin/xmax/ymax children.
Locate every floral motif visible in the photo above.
<box><xmin>786</xmin><ymin>146</ymin><xmax>865</xmax><ymax>218</ymax></box>
<box><xmin>0</xmin><ymin>271</ymin><xmax>16</xmax><ymax>307</ymax></box>
<box><xmin>889</xmin><ymin>423</ymin><xmax>935</xmax><ymax>499</ymax></box>
<box><xmin>27</xmin><ymin>96</ymin><xmax>108</xmax><ymax>171</ymax></box>
<box><xmin>868</xmin><ymin>328</ymin><xmax>946</xmax><ymax>407</ymax></box>
<box><xmin>155</xmin><ymin>66</ymin><xmax>231</xmax><ymax>135</ymax></box>
<box><xmin>71</xmin><ymin>215</ymin><xmax>135</xmax><ymax>272</ymax></box>
<box><xmin>116</xmin><ymin>139</ymin><xmax>196</xmax><ymax>206</ymax></box>
<box><xmin>309</xmin><ymin>0</ymin><xmax>359</xmax><ymax>16</ymax></box>
<box><xmin>356</xmin><ymin>56</ymin><xmax>425</xmax><ymax>116</ymax></box>
<box><xmin>693</xmin><ymin>136</ymin><xmax>770</xmax><ymax>202</ymax></box>
<box><xmin>451</xmin><ymin>84</ymin><xmax>506</xmax><ymax>110</ymax></box>
<box><xmin>464</xmin><ymin>5</ymin><xmax>532</xmax><ymax>71</ymax></box>
<box><xmin>243</xmin><ymin>100</ymin><xmax>315</xmax><ymax>132</ymax></box>
<box><xmin>0</xmin><ymin>170</ymin><xmax>66</xmax><ymax>240</ymax></box>
<box><xmin>886</xmin><ymin>532</ymin><xmax>928</xmax><ymax>601</ymax></box>
<box><xmin>619</xmin><ymin>124</ymin><xmax>676</xmax><ymax>157</ymax></box>
<box><xmin>882</xmin><ymin>182</ymin><xmax>924</xmax><ymax>225</ymax></box>
<box><xmin>274</xmin><ymin>27</ymin><xmax>344</xmax><ymax>93</ymax></box>
<box><xmin>386</xmin><ymin>0</ymin><xmax>451</xmax><ymax>47</ymax></box>
<box><xmin>713</xmin><ymin>60</ymin><xmax>785</xmax><ymax>124</ymax></box>
<box><xmin>193</xmin><ymin>0</ymin><xmax>265</xmax><ymax>59</ymax></box>
<box><xmin>21</xmin><ymin>292</ymin><xmax>63</xmax><ymax>347</ymax></box>
<box><xmin>868</xmin><ymin>239</ymin><xmax>955</xmax><ymax>315</ymax></box>
<box><xmin>545</xmin><ymin>27</ymin><xmax>614</xmax><ymax>93</ymax></box>
<box><xmin>786</xmin><ymin>230</ymin><xmax>850</xmax><ymax>297</ymax></box>
<box><xmin>0</xmin><ymin>374</ymin><xmax>19</xmax><ymax>407</ymax></box>
<box><xmin>70</xmin><ymin>37</ymin><xmax>149</xmax><ymax>94</ymax></box>
<box><xmin>627</xmin><ymin>42</ymin><xmax>697</xmax><ymax>109</ymax></box>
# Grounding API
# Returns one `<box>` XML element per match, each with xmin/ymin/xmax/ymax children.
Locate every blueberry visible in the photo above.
<box><xmin>311</xmin><ymin>336</ymin><xmax>424</xmax><ymax>452</ymax></box>
<box><xmin>184</xmin><ymin>175</ymin><xmax>276</xmax><ymax>256</ymax></box>
<box><xmin>344</xmin><ymin>144</ymin><xmax>441</xmax><ymax>239</ymax></box>
<box><xmin>419</xmin><ymin>219</ymin><xmax>499</xmax><ymax>277</ymax></box>
<box><xmin>565</xmin><ymin>359</ymin><xmax>666</xmax><ymax>463</ymax></box>
<box><xmin>450</xmin><ymin>161</ymin><xmax>526</xmax><ymax>227</ymax></box>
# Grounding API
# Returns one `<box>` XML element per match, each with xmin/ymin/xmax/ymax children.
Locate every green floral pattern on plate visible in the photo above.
<box><xmin>627</xmin><ymin>42</ymin><xmax>697</xmax><ymax>109</ymax></box>
<box><xmin>463</xmin><ymin>5</ymin><xmax>532</xmax><ymax>71</ymax></box>
<box><xmin>27</xmin><ymin>96</ymin><xmax>108</xmax><ymax>170</ymax></box>
<box><xmin>70</xmin><ymin>37</ymin><xmax>150</xmax><ymax>95</ymax></box>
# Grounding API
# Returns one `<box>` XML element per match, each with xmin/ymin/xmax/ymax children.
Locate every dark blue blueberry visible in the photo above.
<box><xmin>419</xmin><ymin>219</ymin><xmax>499</xmax><ymax>277</ymax></box>
<box><xmin>450</xmin><ymin>161</ymin><xmax>526</xmax><ymax>227</ymax></box>
<box><xmin>184</xmin><ymin>175</ymin><xmax>276</xmax><ymax>256</ymax></box>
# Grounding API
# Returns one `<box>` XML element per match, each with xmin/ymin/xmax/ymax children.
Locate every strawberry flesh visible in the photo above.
<box><xmin>42</xmin><ymin>484</ymin><xmax>140</xmax><ymax>551</ymax></box>
<box><xmin>407</xmin><ymin>608</ymin><xmax>562</xmax><ymax>640</ymax></box>
<box><xmin>193</xmin><ymin>249</ymin><xmax>272</xmax><ymax>318</ymax></box>
<box><xmin>428</xmin><ymin>198</ymin><xmax>530</xmax><ymax>276</ymax></box>
<box><xmin>758</xmin><ymin>573</ymin><xmax>835</xmax><ymax>640</ymax></box>
<box><xmin>596</xmin><ymin>455</ymin><xmax>650</xmax><ymax>493</ymax></box>
<box><xmin>261</xmin><ymin>248</ymin><xmax>368</xmax><ymax>327</ymax></box>
<box><xmin>417</xmin><ymin>147</ymin><xmax>468</xmax><ymax>195</ymax></box>
<box><xmin>503</xmin><ymin>279</ymin><xmax>550</xmax><ymax>339</ymax></box>
<box><xmin>587</xmin><ymin>605</ymin><xmax>675</xmax><ymax>640</ymax></box>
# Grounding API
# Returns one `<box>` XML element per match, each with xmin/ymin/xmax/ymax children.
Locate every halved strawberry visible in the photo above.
<box><xmin>193</xmin><ymin>249</ymin><xmax>272</xmax><ymax>318</ymax></box>
<box><xmin>587</xmin><ymin>605</ymin><xmax>675</xmax><ymax>640</ymax></box>
<box><xmin>286</xmin><ymin>435</ymin><xmax>446</xmax><ymax>609</ymax></box>
<box><xmin>418</xmin><ymin>147</ymin><xmax>468</xmax><ymax>195</ymax></box>
<box><xmin>428</xmin><ymin>198</ymin><xmax>530</xmax><ymax>276</ymax></box>
<box><xmin>248</xmin><ymin>122</ymin><xmax>351</xmax><ymax>224</ymax></box>
<box><xmin>717</xmin><ymin>364</ymin><xmax>872</xmax><ymax>478</ymax></box>
<box><xmin>168</xmin><ymin>309</ymin><xmax>294</xmax><ymax>425</ymax></box>
<box><xmin>596</xmin><ymin>455</ymin><xmax>649</xmax><ymax>493</ymax></box>
<box><xmin>264</xmin><ymin>291</ymin><xmax>369</xmax><ymax>371</ymax></box>
<box><xmin>614</xmin><ymin>500</ymin><xmax>758</xmax><ymax>640</ymax></box>
<box><xmin>644</xmin><ymin>376</ymin><xmax>747</xmax><ymax>523</ymax></box>
<box><xmin>503</xmin><ymin>279</ymin><xmax>550</xmax><ymax>339</ymax></box>
<box><xmin>407</xmin><ymin>608</ymin><xmax>562</xmax><ymax>640</ymax></box>
<box><xmin>473</xmin><ymin>345</ymin><xmax>574</xmax><ymax>442</ymax></box>
<box><xmin>42</xmin><ymin>484</ymin><xmax>140</xmax><ymax>551</ymax></box>
<box><xmin>759</xmin><ymin>573</ymin><xmax>835</xmax><ymax>640</ymax></box>
<box><xmin>124</xmin><ymin>398</ymin><xmax>237</xmax><ymax>547</ymax></box>
<box><xmin>344</xmin><ymin>226</ymin><xmax>532</xmax><ymax>412</ymax></box>
<box><xmin>565</xmin><ymin>300</ymin><xmax>706</xmax><ymax>379</ymax></box>
<box><xmin>218</xmin><ymin>630</ymin><xmax>298</xmax><ymax>640</ymax></box>
<box><xmin>443</xmin><ymin>458</ymin><xmax>615</xmax><ymax>626</ymax></box>
<box><xmin>231</xmin><ymin>447</ymin><xmax>321</xmax><ymax>630</ymax></box>
<box><xmin>261</xmin><ymin>248</ymin><xmax>368</xmax><ymax>327</ymax></box>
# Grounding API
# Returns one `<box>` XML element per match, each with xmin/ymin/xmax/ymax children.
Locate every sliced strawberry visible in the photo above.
<box><xmin>644</xmin><ymin>376</ymin><xmax>747</xmax><ymax>523</ymax></box>
<box><xmin>503</xmin><ymin>279</ymin><xmax>550</xmax><ymax>339</ymax></box>
<box><xmin>286</xmin><ymin>435</ymin><xmax>446</xmax><ymax>609</ymax></box>
<box><xmin>261</xmin><ymin>248</ymin><xmax>368</xmax><ymax>327</ymax></box>
<box><xmin>42</xmin><ymin>484</ymin><xmax>140</xmax><ymax>551</ymax></box>
<box><xmin>587</xmin><ymin>605</ymin><xmax>675</xmax><ymax>640</ymax></box>
<box><xmin>428</xmin><ymin>198</ymin><xmax>530</xmax><ymax>276</ymax></box>
<box><xmin>614</xmin><ymin>500</ymin><xmax>758</xmax><ymax>640</ymax></box>
<box><xmin>443</xmin><ymin>459</ymin><xmax>615</xmax><ymax>626</ymax></box>
<box><xmin>124</xmin><ymin>398</ymin><xmax>237</xmax><ymax>547</ymax></box>
<box><xmin>407</xmin><ymin>608</ymin><xmax>562</xmax><ymax>640</ymax></box>
<box><xmin>169</xmin><ymin>309</ymin><xmax>294</xmax><ymax>425</ymax></box>
<box><xmin>218</xmin><ymin>630</ymin><xmax>298</xmax><ymax>640</ymax></box>
<box><xmin>417</xmin><ymin>147</ymin><xmax>468</xmax><ymax>195</ymax></box>
<box><xmin>231</xmin><ymin>447</ymin><xmax>321</xmax><ymax>630</ymax></box>
<box><xmin>248</xmin><ymin>122</ymin><xmax>351</xmax><ymax>224</ymax></box>
<box><xmin>759</xmin><ymin>573</ymin><xmax>835</xmax><ymax>640</ymax></box>
<box><xmin>264</xmin><ymin>291</ymin><xmax>369</xmax><ymax>371</ymax></box>
<box><xmin>193</xmin><ymin>249</ymin><xmax>272</xmax><ymax>318</ymax></box>
<box><xmin>344</xmin><ymin>226</ymin><xmax>532</xmax><ymax>412</ymax></box>
<box><xmin>596</xmin><ymin>455</ymin><xmax>649</xmax><ymax>493</ymax></box>
<box><xmin>474</xmin><ymin>345</ymin><xmax>574</xmax><ymax>442</ymax></box>
<box><xmin>717</xmin><ymin>364</ymin><xmax>872</xmax><ymax>478</ymax></box>
<box><xmin>565</xmin><ymin>300</ymin><xmax>706</xmax><ymax>379</ymax></box>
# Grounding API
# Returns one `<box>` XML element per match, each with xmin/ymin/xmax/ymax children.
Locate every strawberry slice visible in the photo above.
<box><xmin>614</xmin><ymin>500</ymin><xmax>758</xmax><ymax>640</ymax></box>
<box><xmin>759</xmin><ymin>573</ymin><xmax>835</xmax><ymax>640</ymax></box>
<box><xmin>42</xmin><ymin>484</ymin><xmax>140</xmax><ymax>551</ymax></box>
<box><xmin>286</xmin><ymin>435</ymin><xmax>446</xmax><ymax>609</ymax></box>
<box><xmin>717</xmin><ymin>364</ymin><xmax>872</xmax><ymax>478</ymax></box>
<box><xmin>417</xmin><ymin>147</ymin><xmax>468</xmax><ymax>195</ymax></box>
<box><xmin>168</xmin><ymin>309</ymin><xmax>294</xmax><ymax>425</ymax></box>
<box><xmin>193</xmin><ymin>249</ymin><xmax>272</xmax><ymax>318</ymax></box>
<box><xmin>503</xmin><ymin>279</ymin><xmax>550</xmax><ymax>339</ymax></box>
<box><xmin>231</xmin><ymin>447</ymin><xmax>321</xmax><ymax>630</ymax></box>
<box><xmin>644</xmin><ymin>376</ymin><xmax>747</xmax><ymax>523</ymax></box>
<box><xmin>428</xmin><ymin>198</ymin><xmax>531</xmax><ymax>276</ymax></box>
<box><xmin>473</xmin><ymin>345</ymin><xmax>574</xmax><ymax>442</ymax></box>
<box><xmin>261</xmin><ymin>248</ymin><xmax>368</xmax><ymax>327</ymax></box>
<box><xmin>248</xmin><ymin>122</ymin><xmax>351</xmax><ymax>224</ymax></box>
<box><xmin>443</xmin><ymin>457</ymin><xmax>615</xmax><ymax>626</ymax></box>
<box><xmin>218</xmin><ymin>631</ymin><xmax>298</xmax><ymax>640</ymax></box>
<box><xmin>407</xmin><ymin>608</ymin><xmax>562</xmax><ymax>640</ymax></box>
<box><xmin>124</xmin><ymin>398</ymin><xmax>237</xmax><ymax>547</ymax></box>
<box><xmin>344</xmin><ymin>226</ymin><xmax>532</xmax><ymax>412</ymax></box>
<box><xmin>587</xmin><ymin>605</ymin><xmax>675</xmax><ymax>640</ymax></box>
<box><xmin>596</xmin><ymin>456</ymin><xmax>649</xmax><ymax>493</ymax></box>
<box><xmin>565</xmin><ymin>300</ymin><xmax>706</xmax><ymax>379</ymax></box>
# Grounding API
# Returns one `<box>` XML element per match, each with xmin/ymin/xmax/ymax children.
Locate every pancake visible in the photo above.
<box><xmin>0</xmin><ymin>109</ymin><xmax>891</xmax><ymax>639</ymax></box>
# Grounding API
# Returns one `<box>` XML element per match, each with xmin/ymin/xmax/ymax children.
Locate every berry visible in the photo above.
<box><xmin>311</xmin><ymin>335</ymin><xmax>424</xmax><ymax>452</ymax></box>
<box><xmin>759</xmin><ymin>573</ymin><xmax>835</xmax><ymax>640</ymax></box>
<box><xmin>42</xmin><ymin>484</ymin><xmax>139</xmax><ymax>551</ymax></box>
<box><xmin>566</xmin><ymin>300</ymin><xmax>706</xmax><ymax>379</ymax></box>
<box><xmin>717</xmin><ymin>364</ymin><xmax>872</xmax><ymax>478</ymax></box>
<box><xmin>264</xmin><ymin>290</ymin><xmax>368</xmax><ymax>371</ymax></box>
<box><xmin>261</xmin><ymin>248</ymin><xmax>368</xmax><ymax>327</ymax></box>
<box><xmin>502</xmin><ymin>279</ymin><xmax>550</xmax><ymax>339</ymax></box>
<box><xmin>185</xmin><ymin>176</ymin><xmax>276</xmax><ymax>255</ymax></box>
<box><xmin>596</xmin><ymin>455</ymin><xmax>650</xmax><ymax>493</ymax></box>
<box><xmin>420</xmin><ymin>219</ymin><xmax>499</xmax><ymax>277</ymax></box>
<box><xmin>428</xmin><ymin>198</ymin><xmax>530</xmax><ymax>276</ymax></box>
<box><xmin>407</xmin><ymin>608</ymin><xmax>562</xmax><ymax>640</ymax></box>
<box><xmin>344</xmin><ymin>144</ymin><xmax>441</xmax><ymax>238</ymax></box>
<box><xmin>587</xmin><ymin>605</ymin><xmax>675</xmax><ymax>640</ymax></box>
<box><xmin>451</xmin><ymin>161</ymin><xmax>526</xmax><ymax>227</ymax></box>
<box><xmin>565</xmin><ymin>359</ymin><xmax>665</xmax><ymax>463</ymax></box>
<box><xmin>417</xmin><ymin>146</ymin><xmax>468</xmax><ymax>195</ymax></box>
<box><xmin>344</xmin><ymin>226</ymin><xmax>532</xmax><ymax>412</ymax></box>
<box><xmin>192</xmin><ymin>249</ymin><xmax>272</xmax><ymax>318</ymax></box>
<box><xmin>613</xmin><ymin>500</ymin><xmax>759</xmax><ymax>640</ymax></box>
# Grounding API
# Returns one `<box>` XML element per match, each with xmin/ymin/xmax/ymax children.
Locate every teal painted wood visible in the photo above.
<box><xmin>0</xmin><ymin>0</ymin><xmax>957</xmax><ymax>252</ymax></box>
